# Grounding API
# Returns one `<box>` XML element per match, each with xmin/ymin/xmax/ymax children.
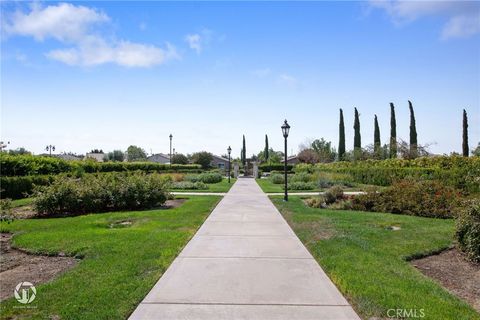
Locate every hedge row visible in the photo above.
<box><xmin>1</xmin><ymin>175</ymin><xmax>55</xmax><ymax>199</ymax></box>
<box><xmin>259</xmin><ymin>163</ymin><xmax>294</xmax><ymax>172</ymax></box>
<box><xmin>0</xmin><ymin>154</ymin><xmax>201</xmax><ymax>176</ymax></box>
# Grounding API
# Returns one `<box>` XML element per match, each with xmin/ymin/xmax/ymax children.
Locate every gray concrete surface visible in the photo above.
<box><xmin>130</xmin><ymin>178</ymin><xmax>360</xmax><ymax>320</ymax></box>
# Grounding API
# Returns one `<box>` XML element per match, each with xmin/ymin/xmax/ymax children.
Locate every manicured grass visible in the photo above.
<box><xmin>10</xmin><ymin>197</ymin><xmax>34</xmax><ymax>207</ymax></box>
<box><xmin>171</xmin><ymin>178</ymin><xmax>236</xmax><ymax>193</ymax></box>
<box><xmin>255</xmin><ymin>178</ymin><xmax>321</xmax><ymax>193</ymax></box>
<box><xmin>271</xmin><ymin>196</ymin><xmax>480</xmax><ymax>320</ymax></box>
<box><xmin>0</xmin><ymin>196</ymin><xmax>221</xmax><ymax>320</ymax></box>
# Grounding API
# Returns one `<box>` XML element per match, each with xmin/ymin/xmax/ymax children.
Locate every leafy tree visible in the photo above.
<box><xmin>390</xmin><ymin>102</ymin><xmax>397</xmax><ymax>158</ymax></box>
<box><xmin>311</xmin><ymin>138</ymin><xmax>337</xmax><ymax>163</ymax></box>
<box><xmin>126</xmin><ymin>145</ymin><xmax>147</xmax><ymax>162</ymax></box>
<box><xmin>106</xmin><ymin>150</ymin><xmax>125</xmax><ymax>162</ymax></box>
<box><xmin>258</xmin><ymin>148</ymin><xmax>282</xmax><ymax>163</ymax></box>
<box><xmin>298</xmin><ymin>149</ymin><xmax>319</xmax><ymax>164</ymax></box>
<box><xmin>191</xmin><ymin>151</ymin><xmax>213</xmax><ymax>169</ymax></box>
<box><xmin>472</xmin><ymin>142</ymin><xmax>480</xmax><ymax>156</ymax></box>
<box><xmin>353</xmin><ymin>107</ymin><xmax>361</xmax><ymax>160</ymax></box>
<box><xmin>8</xmin><ymin>147</ymin><xmax>31</xmax><ymax>155</ymax></box>
<box><xmin>172</xmin><ymin>153</ymin><xmax>188</xmax><ymax>164</ymax></box>
<box><xmin>90</xmin><ymin>149</ymin><xmax>103</xmax><ymax>153</ymax></box>
<box><xmin>408</xmin><ymin>100</ymin><xmax>418</xmax><ymax>158</ymax></box>
<box><xmin>463</xmin><ymin>109</ymin><xmax>469</xmax><ymax>157</ymax></box>
<box><xmin>338</xmin><ymin>108</ymin><xmax>345</xmax><ymax>161</ymax></box>
<box><xmin>264</xmin><ymin>135</ymin><xmax>269</xmax><ymax>162</ymax></box>
<box><xmin>374</xmin><ymin>115</ymin><xmax>381</xmax><ymax>158</ymax></box>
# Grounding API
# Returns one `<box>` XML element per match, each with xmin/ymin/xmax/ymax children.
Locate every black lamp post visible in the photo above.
<box><xmin>227</xmin><ymin>146</ymin><xmax>232</xmax><ymax>183</ymax></box>
<box><xmin>46</xmin><ymin>145</ymin><xmax>55</xmax><ymax>156</ymax></box>
<box><xmin>281</xmin><ymin>120</ymin><xmax>290</xmax><ymax>201</ymax></box>
<box><xmin>169</xmin><ymin>134</ymin><xmax>173</xmax><ymax>166</ymax></box>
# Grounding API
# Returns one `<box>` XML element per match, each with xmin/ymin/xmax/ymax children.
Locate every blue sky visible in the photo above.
<box><xmin>1</xmin><ymin>1</ymin><xmax>479</xmax><ymax>157</ymax></box>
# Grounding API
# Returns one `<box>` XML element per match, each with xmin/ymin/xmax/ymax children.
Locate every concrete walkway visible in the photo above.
<box><xmin>130</xmin><ymin>178</ymin><xmax>360</xmax><ymax>320</ymax></box>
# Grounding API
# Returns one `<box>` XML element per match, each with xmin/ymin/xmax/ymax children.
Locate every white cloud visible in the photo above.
<box><xmin>4</xmin><ymin>3</ymin><xmax>179</xmax><ymax>67</ymax></box>
<box><xmin>369</xmin><ymin>0</ymin><xmax>480</xmax><ymax>39</ymax></box>
<box><xmin>278</xmin><ymin>74</ymin><xmax>298</xmax><ymax>87</ymax></box>
<box><xmin>185</xmin><ymin>33</ymin><xmax>202</xmax><ymax>53</ymax></box>
<box><xmin>184</xmin><ymin>28</ymin><xmax>214</xmax><ymax>54</ymax></box>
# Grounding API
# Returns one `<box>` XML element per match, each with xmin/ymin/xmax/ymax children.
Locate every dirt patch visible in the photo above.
<box><xmin>0</xmin><ymin>233</ymin><xmax>78</xmax><ymax>301</ymax></box>
<box><xmin>411</xmin><ymin>248</ymin><xmax>480</xmax><ymax>312</ymax></box>
<box><xmin>164</xmin><ymin>199</ymin><xmax>186</xmax><ymax>209</ymax></box>
<box><xmin>12</xmin><ymin>205</ymin><xmax>37</xmax><ymax>219</ymax></box>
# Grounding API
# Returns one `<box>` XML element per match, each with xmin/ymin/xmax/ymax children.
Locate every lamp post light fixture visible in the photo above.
<box><xmin>46</xmin><ymin>145</ymin><xmax>55</xmax><ymax>156</ymax></box>
<box><xmin>227</xmin><ymin>146</ymin><xmax>232</xmax><ymax>183</ymax></box>
<box><xmin>169</xmin><ymin>134</ymin><xmax>173</xmax><ymax>166</ymax></box>
<box><xmin>281</xmin><ymin>119</ymin><xmax>290</xmax><ymax>201</ymax></box>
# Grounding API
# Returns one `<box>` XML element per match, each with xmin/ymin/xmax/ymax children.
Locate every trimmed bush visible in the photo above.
<box><xmin>184</xmin><ymin>172</ymin><xmax>223</xmax><ymax>184</ymax></box>
<box><xmin>456</xmin><ymin>200</ymin><xmax>480</xmax><ymax>263</ymax></box>
<box><xmin>0</xmin><ymin>154</ymin><xmax>201</xmax><ymax>176</ymax></box>
<box><xmin>171</xmin><ymin>181</ymin><xmax>208</xmax><ymax>190</ymax></box>
<box><xmin>324</xmin><ymin>186</ymin><xmax>344</xmax><ymax>204</ymax></box>
<box><xmin>260</xmin><ymin>163</ymin><xmax>293</xmax><ymax>172</ymax></box>
<box><xmin>290</xmin><ymin>172</ymin><xmax>312</xmax><ymax>183</ymax></box>
<box><xmin>287</xmin><ymin>181</ymin><xmax>316</xmax><ymax>190</ymax></box>
<box><xmin>33</xmin><ymin>172</ymin><xmax>169</xmax><ymax>216</ymax></box>
<box><xmin>352</xmin><ymin>180</ymin><xmax>462</xmax><ymax>218</ymax></box>
<box><xmin>270</xmin><ymin>174</ymin><xmax>285</xmax><ymax>184</ymax></box>
<box><xmin>1</xmin><ymin>175</ymin><xmax>55</xmax><ymax>199</ymax></box>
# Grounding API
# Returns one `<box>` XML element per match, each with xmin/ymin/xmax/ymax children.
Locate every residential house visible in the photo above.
<box><xmin>147</xmin><ymin>153</ymin><xmax>170</xmax><ymax>164</ymax></box>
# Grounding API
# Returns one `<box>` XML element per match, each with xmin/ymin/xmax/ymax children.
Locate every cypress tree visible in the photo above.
<box><xmin>338</xmin><ymin>108</ymin><xmax>346</xmax><ymax>161</ymax></box>
<box><xmin>264</xmin><ymin>134</ymin><xmax>269</xmax><ymax>162</ymax></box>
<box><xmin>374</xmin><ymin>115</ymin><xmax>381</xmax><ymax>157</ymax></box>
<box><xmin>389</xmin><ymin>103</ymin><xmax>397</xmax><ymax>158</ymax></box>
<box><xmin>353</xmin><ymin>107</ymin><xmax>361</xmax><ymax>160</ymax></box>
<box><xmin>408</xmin><ymin>100</ymin><xmax>418</xmax><ymax>158</ymax></box>
<box><xmin>242</xmin><ymin>135</ymin><xmax>246</xmax><ymax>165</ymax></box>
<box><xmin>463</xmin><ymin>109</ymin><xmax>469</xmax><ymax>157</ymax></box>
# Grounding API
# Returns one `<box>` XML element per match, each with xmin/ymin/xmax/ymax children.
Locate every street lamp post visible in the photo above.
<box><xmin>169</xmin><ymin>134</ymin><xmax>173</xmax><ymax>166</ymax></box>
<box><xmin>46</xmin><ymin>145</ymin><xmax>55</xmax><ymax>156</ymax></box>
<box><xmin>227</xmin><ymin>146</ymin><xmax>232</xmax><ymax>183</ymax></box>
<box><xmin>281</xmin><ymin>120</ymin><xmax>290</xmax><ymax>201</ymax></box>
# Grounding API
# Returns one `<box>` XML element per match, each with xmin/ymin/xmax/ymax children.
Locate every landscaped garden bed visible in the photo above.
<box><xmin>0</xmin><ymin>196</ymin><xmax>221</xmax><ymax>319</ymax></box>
<box><xmin>272</xmin><ymin>196</ymin><xmax>480</xmax><ymax>319</ymax></box>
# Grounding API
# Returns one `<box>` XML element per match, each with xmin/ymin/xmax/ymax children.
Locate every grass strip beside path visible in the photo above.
<box><xmin>0</xmin><ymin>196</ymin><xmax>221</xmax><ymax>320</ymax></box>
<box><xmin>271</xmin><ymin>196</ymin><xmax>479</xmax><ymax>320</ymax></box>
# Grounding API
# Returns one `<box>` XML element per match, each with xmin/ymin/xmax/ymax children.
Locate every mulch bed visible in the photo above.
<box><xmin>411</xmin><ymin>248</ymin><xmax>480</xmax><ymax>312</ymax></box>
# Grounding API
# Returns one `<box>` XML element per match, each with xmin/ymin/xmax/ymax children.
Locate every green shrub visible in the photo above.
<box><xmin>0</xmin><ymin>198</ymin><xmax>14</xmax><ymax>223</ymax></box>
<box><xmin>287</xmin><ymin>181</ymin><xmax>316</xmax><ymax>190</ymax></box>
<box><xmin>270</xmin><ymin>174</ymin><xmax>285</xmax><ymax>184</ymax></box>
<box><xmin>352</xmin><ymin>180</ymin><xmax>462</xmax><ymax>218</ymax></box>
<box><xmin>324</xmin><ymin>186</ymin><xmax>344</xmax><ymax>204</ymax></box>
<box><xmin>33</xmin><ymin>172</ymin><xmax>169</xmax><ymax>216</ymax></box>
<box><xmin>456</xmin><ymin>200</ymin><xmax>480</xmax><ymax>263</ymax></box>
<box><xmin>305</xmin><ymin>196</ymin><xmax>326</xmax><ymax>208</ymax></box>
<box><xmin>0</xmin><ymin>175</ymin><xmax>55</xmax><ymax>199</ymax></box>
<box><xmin>184</xmin><ymin>172</ymin><xmax>223</xmax><ymax>184</ymax></box>
<box><xmin>260</xmin><ymin>163</ymin><xmax>293</xmax><ymax>172</ymax></box>
<box><xmin>171</xmin><ymin>181</ymin><xmax>208</xmax><ymax>190</ymax></box>
<box><xmin>290</xmin><ymin>172</ymin><xmax>312</xmax><ymax>183</ymax></box>
<box><xmin>0</xmin><ymin>153</ymin><xmax>201</xmax><ymax>176</ymax></box>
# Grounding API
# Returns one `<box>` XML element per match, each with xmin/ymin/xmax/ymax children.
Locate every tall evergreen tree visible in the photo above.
<box><xmin>374</xmin><ymin>115</ymin><xmax>381</xmax><ymax>157</ymax></box>
<box><xmin>338</xmin><ymin>108</ymin><xmax>346</xmax><ymax>161</ymax></box>
<box><xmin>389</xmin><ymin>103</ymin><xmax>397</xmax><ymax>158</ymax></box>
<box><xmin>264</xmin><ymin>134</ymin><xmax>269</xmax><ymax>162</ymax></box>
<box><xmin>408</xmin><ymin>100</ymin><xmax>418</xmax><ymax>158</ymax></box>
<box><xmin>463</xmin><ymin>109</ymin><xmax>469</xmax><ymax>157</ymax></box>
<box><xmin>242</xmin><ymin>135</ymin><xmax>246</xmax><ymax>165</ymax></box>
<box><xmin>353</xmin><ymin>107</ymin><xmax>361</xmax><ymax>160</ymax></box>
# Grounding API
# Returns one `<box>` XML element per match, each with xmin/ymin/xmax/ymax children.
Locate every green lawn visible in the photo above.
<box><xmin>272</xmin><ymin>196</ymin><xmax>479</xmax><ymax>320</ymax></box>
<box><xmin>170</xmin><ymin>178</ymin><xmax>236</xmax><ymax>193</ymax></box>
<box><xmin>10</xmin><ymin>197</ymin><xmax>34</xmax><ymax>207</ymax></box>
<box><xmin>0</xmin><ymin>196</ymin><xmax>221</xmax><ymax>320</ymax></box>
